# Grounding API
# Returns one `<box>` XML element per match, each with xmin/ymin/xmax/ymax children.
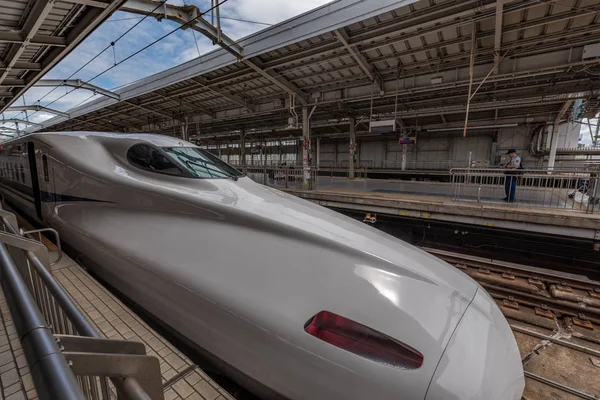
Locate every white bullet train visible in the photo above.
<box><xmin>0</xmin><ymin>132</ymin><xmax>524</xmax><ymax>400</ymax></box>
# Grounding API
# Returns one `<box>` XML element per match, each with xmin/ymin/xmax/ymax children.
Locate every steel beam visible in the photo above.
<box><xmin>120</xmin><ymin>0</ymin><xmax>243</xmax><ymax>59</ymax></box>
<box><xmin>65</xmin><ymin>0</ymin><xmax>111</xmax><ymax>7</ymax></box>
<box><xmin>0</xmin><ymin>1</ymin><xmax>55</xmax><ymax>87</ymax></box>
<box><xmin>334</xmin><ymin>28</ymin><xmax>382</xmax><ymax>93</ymax></box>
<box><xmin>0</xmin><ymin>31</ymin><xmax>67</xmax><ymax>47</ymax></box>
<box><xmin>191</xmin><ymin>77</ymin><xmax>255</xmax><ymax>112</ymax></box>
<box><xmin>244</xmin><ymin>59</ymin><xmax>309</xmax><ymax>105</ymax></box>
<box><xmin>1</xmin><ymin>79</ymin><xmax>28</xmax><ymax>88</ymax></box>
<box><xmin>0</xmin><ymin>61</ymin><xmax>42</xmax><ymax>72</ymax></box>
<box><xmin>1</xmin><ymin>118</ymin><xmax>42</xmax><ymax>127</ymax></box>
<box><xmin>35</xmin><ymin>79</ymin><xmax>120</xmax><ymax>100</ymax></box>
<box><xmin>494</xmin><ymin>0</ymin><xmax>504</xmax><ymax>75</ymax></box>
<box><xmin>123</xmin><ymin>100</ymin><xmax>174</xmax><ymax>120</ymax></box>
<box><xmin>2</xmin><ymin>0</ymin><xmax>128</xmax><ymax>113</ymax></box>
<box><xmin>0</xmin><ymin>92</ymin><xmax>14</xmax><ymax>98</ymax></box>
<box><xmin>7</xmin><ymin>105</ymin><xmax>69</xmax><ymax>118</ymax></box>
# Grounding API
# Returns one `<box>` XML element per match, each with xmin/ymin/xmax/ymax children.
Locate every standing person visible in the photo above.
<box><xmin>503</xmin><ymin>149</ymin><xmax>521</xmax><ymax>202</ymax></box>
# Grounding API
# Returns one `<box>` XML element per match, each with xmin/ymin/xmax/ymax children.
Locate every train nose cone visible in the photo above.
<box><xmin>425</xmin><ymin>288</ymin><xmax>524</xmax><ymax>400</ymax></box>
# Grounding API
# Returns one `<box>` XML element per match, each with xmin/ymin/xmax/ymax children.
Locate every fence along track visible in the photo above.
<box><xmin>0</xmin><ymin>206</ymin><xmax>164</xmax><ymax>400</ymax></box>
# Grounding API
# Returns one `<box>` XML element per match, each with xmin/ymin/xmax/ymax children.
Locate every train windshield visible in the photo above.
<box><xmin>162</xmin><ymin>147</ymin><xmax>243</xmax><ymax>179</ymax></box>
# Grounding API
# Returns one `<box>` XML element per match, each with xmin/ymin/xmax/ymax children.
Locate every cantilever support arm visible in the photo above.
<box><xmin>121</xmin><ymin>0</ymin><xmax>243</xmax><ymax>60</ymax></box>
<box><xmin>6</xmin><ymin>105</ymin><xmax>69</xmax><ymax>118</ymax></box>
<box><xmin>35</xmin><ymin>79</ymin><xmax>120</xmax><ymax>100</ymax></box>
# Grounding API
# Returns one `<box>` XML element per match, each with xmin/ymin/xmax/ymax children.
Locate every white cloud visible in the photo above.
<box><xmin>11</xmin><ymin>0</ymin><xmax>331</xmax><ymax>120</ymax></box>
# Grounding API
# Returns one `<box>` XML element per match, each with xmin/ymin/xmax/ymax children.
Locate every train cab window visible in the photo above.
<box><xmin>127</xmin><ymin>144</ymin><xmax>183</xmax><ymax>176</ymax></box>
<box><xmin>42</xmin><ymin>155</ymin><xmax>49</xmax><ymax>182</ymax></box>
<box><xmin>162</xmin><ymin>147</ymin><xmax>243</xmax><ymax>179</ymax></box>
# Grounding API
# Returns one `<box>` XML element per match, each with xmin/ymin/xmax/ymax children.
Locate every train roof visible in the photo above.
<box><xmin>2</xmin><ymin>132</ymin><xmax>196</xmax><ymax>148</ymax></box>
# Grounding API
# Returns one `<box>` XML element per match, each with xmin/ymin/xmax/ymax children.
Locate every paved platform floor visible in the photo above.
<box><xmin>0</xmin><ymin>286</ymin><xmax>36</xmax><ymax>400</ymax></box>
<box><xmin>53</xmin><ymin>260</ymin><xmax>234</xmax><ymax>400</ymax></box>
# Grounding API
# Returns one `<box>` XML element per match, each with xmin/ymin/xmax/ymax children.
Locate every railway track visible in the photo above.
<box><xmin>426</xmin><ymin>247</ymin><xmax>600</xmax><ymax>400</ymax></box>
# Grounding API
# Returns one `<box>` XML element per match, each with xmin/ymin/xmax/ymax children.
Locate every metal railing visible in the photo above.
<box><xmin>450</xmin><ymin>168</ymin><xmax>600</xmax><ymax>213</ymax></box>
<box><xmin>0</xmin><ymin>206</ymin><xmax>164</xmax><ymax>400</ymax></box>
<box><xmin>243</xmin><ymin>166</ymin><xmax>320</xmax><ymax>190</ymax></box>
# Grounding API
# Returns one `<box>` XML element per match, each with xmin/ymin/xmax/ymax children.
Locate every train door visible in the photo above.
<box><xmin>35</xmin><ymin>145</ymin><xmax>55</xmax><ymax>220</ymax></box>
<box><xmin>26</xmin><ymin>142</ymin><xmax>42</xmax><ymax>220</ymax></box>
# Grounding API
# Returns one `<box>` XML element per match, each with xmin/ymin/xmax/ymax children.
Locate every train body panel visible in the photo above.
<box><xmin>0</xmin><ymin>132</ymin><xmax>524</xmax><ymax>400</ymax></box>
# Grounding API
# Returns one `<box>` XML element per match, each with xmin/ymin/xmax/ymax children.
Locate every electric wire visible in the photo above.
<box><xmin>106</xmin><ymin>14</ymin><xmax>273</xmax><ymax>26</ymax></box>
<box><xmin>8</xmin><ymin>1</ymin><xmax>168</xmax><ymax>124</ymax></box>
<box><xmin>21</xmin><ymin>0</ymin><xmax>231</xmax><ymax>126</ymax></box>
<box><xmin>11</xmin><ymin>0</ymin><xmax>596</xmax><ymax>131</ymax></box>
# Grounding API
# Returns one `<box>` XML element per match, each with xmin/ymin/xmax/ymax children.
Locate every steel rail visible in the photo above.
<box><xmin>510</xmin><ymin>324</ymin><xmax>600</xmax><ymax>358</ymax></box>
<box><xmin>524</xmin><ymin>371</ymin><xmax>599</xmax><ymax>400</ymax></box>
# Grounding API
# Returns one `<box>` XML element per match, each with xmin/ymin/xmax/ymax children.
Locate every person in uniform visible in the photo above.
<box><xmin>503</xmin><ymin>149</ymin><xmax>521</xmax><ymax>202</ymax></box>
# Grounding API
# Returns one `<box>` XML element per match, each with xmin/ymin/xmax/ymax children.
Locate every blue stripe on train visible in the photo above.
<box><xmin>40</xmin><ymin>191</ymin><xmax>111</xmax><ymax>203</ymax></box>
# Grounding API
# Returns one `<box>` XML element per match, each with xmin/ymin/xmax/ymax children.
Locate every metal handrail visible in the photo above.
<box><xmin>20</xmin><ymin>228</ymin><xmax>63</xmax><ymax>266</ymax></box>
<box><xmin>0</xmin><ymin>241</ymin><xmax>85</xmax><ymax>400</ymax></box>
<box><xmin>0</xmin><ymin>214</ymin><xmax>160</xmax><ymax>400</ymax></box>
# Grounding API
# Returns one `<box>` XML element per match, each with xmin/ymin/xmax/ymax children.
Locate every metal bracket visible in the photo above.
<box><xmin>0</xmin><ymin>209</ymin><xmax>19</xmax><ymax>232</ymax></box>
<box><xmin>55</xmin><ymin>335</ymin><xmax>146</xmax><ymax>355</ymax></box>
<box><xmin>20</xmin><ymin>228</ymin><xmax>63</xmax><ymax>266</ymax></box>
<box><xmin>0</xmin><ymin>231</ymin><xmax>49</xmax><ymax>267</ymax></box>
<box><xmin>56</xmin><ymin>335</ymin><xmax>163</xmax><ymax>400</ymax></box>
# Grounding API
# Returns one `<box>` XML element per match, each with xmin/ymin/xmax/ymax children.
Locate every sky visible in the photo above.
<box><xmin>1</xmin><ymin>0</ymin><xmax>331</xmax><ymax>133</ymax></box>
<box><xmin>579</xmin><ymin>119</ymin><xmax>599</xmax><ymax>146</ymax></box>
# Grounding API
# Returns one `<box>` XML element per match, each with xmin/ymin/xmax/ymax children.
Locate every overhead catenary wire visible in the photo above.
<box><xmin>9</xmin><ymin>1</ymin><xmax>169</xmax><ymax>123</ymax></box>
<box><xmin>106</xmin><ymin>14</ymin><xmax>273</xmax><ymax>26</ymax></box>
<box><xmin>12</xmin><ymin>0</ymin><xmax>231</xmax><ymax>126</ymax></box>
<box><xmin>85</xmin><ymin>0</ymin><xmax>232</xmax><ymax>84</ymax></box>
<box><xmin>11</xmin><ymin>0</ymin><xmax>593</xmax><ymax>131</ymax></box>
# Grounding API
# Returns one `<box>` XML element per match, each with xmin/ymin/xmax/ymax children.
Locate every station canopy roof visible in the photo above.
<box><xmin>0</xmin><ymin>0</ymin><xmax>126</xmax><ymax>114</ymax></box>
<box><xmin>33</xmin><ymin>0</ymin><xmax>600</xmax><ymax>142</ymax></box>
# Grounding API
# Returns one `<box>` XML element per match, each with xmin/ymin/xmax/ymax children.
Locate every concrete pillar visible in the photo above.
<box><xmin>349</xmin><ymin>117</ymin><xmax>356</xmax><ymax>178</ymax></box>
<box><xmin>302</xmin><ymin>107</ymin><xmax>310</xmax><ymax>186</ymax></box>
<box><xmin>401</xmin><ymin>144</ymin><xmax>407</xmax><ymax>171</ymax></box>
<box><xmin>240</xmin><ymin>131</ymin><xmax>246</xmax><ymax>166</ymax></box>
<box><xmin>548</xmin><ymin>120</ymin><xmax>560</xmax><ymax>170</ymax></box>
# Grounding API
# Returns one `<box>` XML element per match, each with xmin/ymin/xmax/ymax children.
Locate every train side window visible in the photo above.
<box><xmin>20</xmin><ymin>163</ymin><xmax>25</xmax><ymax>183</ymax></box>
<box><xmin>42</xmin><ymin>155</ymin><xmax>49</xmax><ymax>182</ymax></box>
<box><xmin>127</xmin><ymin>144</ymin><xmax>183</xmax><ymax>176</ymax></box>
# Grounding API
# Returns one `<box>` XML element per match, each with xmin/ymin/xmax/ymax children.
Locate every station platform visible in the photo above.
<box><xmin>286</xmin><ymin>182</ymin><xmax>600</xmax><ymax>241</ymax></box>
<box><xmin>0</xmin><ymin>212</ymin><xmax>234</xmax><ymax>400</ymax></box>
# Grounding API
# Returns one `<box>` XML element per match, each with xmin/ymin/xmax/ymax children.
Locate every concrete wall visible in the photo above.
<box><xmin>317</xmin><ymin>125</ymin><xmax>543</xmax><ymax>169</ymax></box>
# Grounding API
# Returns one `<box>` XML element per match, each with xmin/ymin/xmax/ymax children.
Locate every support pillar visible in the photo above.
<box><xmin>401</xmin><ymin>144</ymin><xmax>407</xmax><ymax>171</ymax></box>
<box><xmin>181</xmin><ymin>116</ymin><xmax>189</xmax><ymax>141</ymax></box>
<box><xmin>240</xmin><ymin>130</ymin><xmax>246</xmax><ymax>166</ymax></box>
<box><xmin>548</xmin><ymin>120</ymin><xmax>560</xmax><ymax>170</ymax></box>
<box><xmin>302</xmin><ymin>107</ymin><xmax>310</xmax><ymax>187</ymax></box>
<box><xmin>349</xmin><ymin>117</ymin><xmax>356</xmax><ymax>178</ymax></box>
<box><xmin>316</xmin><ymin>137</ymin><xmax>321</xmax><ymax>167</ymax></box>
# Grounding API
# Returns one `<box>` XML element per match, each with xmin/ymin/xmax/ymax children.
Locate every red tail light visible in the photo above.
<box><xmin>304</xmin><ymin>311</ymin><xmax>423</xmax><ymax>370</ymax></box>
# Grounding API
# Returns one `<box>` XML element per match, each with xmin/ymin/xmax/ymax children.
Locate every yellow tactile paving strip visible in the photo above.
<box><xmin>0</xmin><ymin>287</ymin><xmax>37</xmax><ymax>400</ymax></box>
<box><xmin>53</xmin><ymin>263</ymin><xmax>235</xmax><ymax>400</ymax></box>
